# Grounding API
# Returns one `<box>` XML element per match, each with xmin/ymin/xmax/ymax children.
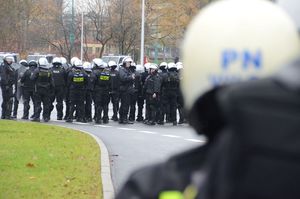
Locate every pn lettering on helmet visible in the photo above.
<box><xmin>222</xmin><ymin>49</ymin><xmax>262</xmax><ymax>70</ymax></box>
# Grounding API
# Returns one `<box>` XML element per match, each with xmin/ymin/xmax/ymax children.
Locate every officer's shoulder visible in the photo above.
<box><xmin>218</xmin><ymin>79</ymin><xmax>275</xmax><ymax>102</ymax></box>
<box><xmin>121</xmin><ymin>146</ymin><xmax>207</xmax><ymax>195</ymax></box>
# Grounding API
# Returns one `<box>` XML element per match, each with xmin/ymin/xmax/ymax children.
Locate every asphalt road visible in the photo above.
<box><xmin>0</xmin><ymin>95</ymin><xmax>206</xmax><ymax>191</ymax></box>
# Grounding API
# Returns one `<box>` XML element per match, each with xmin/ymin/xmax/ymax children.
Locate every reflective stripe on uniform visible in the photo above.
<box><xmin>159</xmin><ymin>191</ymin><xmax>183</xmax><ymax>199</ymax></box>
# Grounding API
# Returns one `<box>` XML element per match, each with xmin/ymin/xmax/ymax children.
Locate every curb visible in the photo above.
<box><xmin>81</xmin><ymin>130</ymin><xmax>115</xmax><ymax>199</ymax></box>
<box><xmin>47</xmin><ymin>123</ymin><xmax>115</xmax><ymax>199</ymax></box>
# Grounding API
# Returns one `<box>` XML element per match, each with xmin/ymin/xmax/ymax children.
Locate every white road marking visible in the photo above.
<box><xmin>94</xmin><ymin>125</ymin><xmax>113</xmax><ymax>128</ymax></box>
<box><xmin>184</xmin><ymin>139</ymin><xmax>205</xmax><ymax>143</ymax></box>
<box><xmin>73</xmin><ymin>122</ymin><xmax>89</xmax><ymax>125</ymax></box>
<box><xmin>53</xmin><ymin>120</ymin><xmax>65</xmax><ymax>123</ymax></box>
<box><xmin>139</xmin><ymin>131</ymin><xmax>158</xmax><ymax>135</ymax></box>
<box><xmin>162</xmin><ymin>134</ymin><xmax>182</xmax><ymax>138</ymax></box>
<box><xmin>118</xmin><ymin>128</ymin><xmax>137</xmax><ymax>131</ymax></box>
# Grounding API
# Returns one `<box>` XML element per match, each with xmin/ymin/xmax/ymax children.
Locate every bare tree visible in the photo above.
<box><xmin>110</xmin><ymin>0</ymin><xmax>141</xmax><ymax>55</ymax></box>
<box><xmin>85</xmin><ymin>0</ymin><xmax>113</xmax><ymax>58</ymax></box>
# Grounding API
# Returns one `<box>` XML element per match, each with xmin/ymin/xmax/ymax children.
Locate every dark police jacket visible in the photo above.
<box><xmin>110</xmin><ymin>69</ymin><xmax>120</xmax><ymax>93</ymax></box>
<box><xmin>116</xmin><ymin>58</ymin><xmax>300</xmax><ymax>199</ymax></box>
<box><xmin>119</xmin><ymin>66</ymin><xmax>135</xmax><ymax>92</ymax></box>
<box><xmin>0</xmin><ymin>62</ymin><xmax>15</xmax><ymax>88</ymax></box>
<box><xmin>93</xmin><ymin>68</ymin><xmax>111</xmax><ymax>91</ymax></box>
<box><xmin>50</xmin><ymin>65</ymin><xmax>67</xmax><ymax>87</ymax></box>
<box><xmin>144</xmin><ymin>73</ymin><xmax>161</xmax><ymax>95</ymax></box>
<box><xmin>30</xmin><ymin>67</ymin><xmax>54</xmax><ymax>92</ymax></box>
<box><xmin>21</xmin><ymin>66</ymin><xmax>36</xmax><ymax>91</ymax></box>
<box><xmin>67</xmin><ymin>68</ymin><xmax>88</xmax><ymax>90</ymax></box>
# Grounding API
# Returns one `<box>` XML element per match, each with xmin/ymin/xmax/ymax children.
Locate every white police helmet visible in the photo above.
<box><xmin>176</xmin><ymin>62</ymin><xmax>183</xmax><ymax>70</ymax></box>
<box><xmin>38</xmin><ymin>57</ymin><xmax>49</xmax><ymax>69</ymax></box>
<box><xmin>144</xmin><ymin>63</ymin><xmax>152</xmax><ymax>71</ymax></box>
<box><xmin>108</xmin><ymin>61</ymin><xmax>117</xmax><ymax>68</ymax></box>
<box><xmin>182</xmin><ymin>0</ymin><xmax>300</xmax><ymax>111</ymax></box>
<box><xmin>167</xmin><ymin>62</ymin><xmax>177</xmax><ymax>69</ymax></box>
<box><xmin>70</xmin><ymin>57</ymin><xmax>79</xmax><ymax>66</ymax></box>
<box><xmin>93</xmin><ymin>58</ymin><xmax>104</xmax><ymax>68</ymax></box>
<box><xmin>60</xmin><ymin>57</ymin><xmax>67</xmax><ymax>65</ymax></box>
<box><xmin>123</xmin><ymin>57</ymin><xmax>133</xmax><ymax>63</ymax></box>
<box><xmin>52</xmin><ymin>57</ymin><xmax>62</xmax><ymax>65</ymax></box>
<box><xmin>149</xmin><ymin>63</ymin><xmax>158</xmax><ymax>70</ymax></box>
<box><xmin>74</xmin><ymin>59</ymin><xmax>83</xmax><ymax>68</ymax></box>
<box><xmin>4</xmin><ymin>54</ymin><xmax>14</xmax><ymax>63</ymax></box>
<box><xmin>83</xmin><ymin>62</ymin><xmax>92</xmax><ymax>72</ymax></box>
<box><xmin>19</xmin><ymin>60</ymin><xmax>28</xmax><ymax>66</ymax></box>
<box><xmin>276</xmin><ymin>0</ymin><xmax>300</xmax><ymax>31</ymax></box>
<box><xmin>159</xmin><ymin>62</ymin><xmax>168</xmax><ymax>68</ymax></box>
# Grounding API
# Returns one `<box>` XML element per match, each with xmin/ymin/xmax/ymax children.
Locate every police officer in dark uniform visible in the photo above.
<box><xmin>136</xmin><ymin>63</ymin><xmax>149</xmax><ymax>122</ymax></box>
<box><xmin>66</xmin><ymin>59</ymin><xmax>88</xmax><ymax>123</ymax></box>
<box><xmin>50</xmin><ymin>57</ymin><xmax>67</xmax><ymax>120</ymax></box>
<box><xmin>143</xmin><ymin>63</ymin><xmax>161</xmax><ymax>125</ymax></box>
<box><xmin>116</xmin><ymin>1</ymin><xmax>300</xmax><ymax>198</ymax></box>
<box><xmin>157</xmin><ymin>62</ymin><xmax>169</xmax><ymax>124</ymax></box>
<box><xmin>93</xmin><ymin>59</ymin><xmax>111</xmax><ymax>124</ymax></box>
<box><xmin>108</xmin><ymin>60</ymin><xmax>120</xmax><ymax>121</ymax></box>
<box><xmin>119</xmin><ymin>57</ymin><xmax>135</xmax><ymax>124</ymax></box>
<box><xmin>161</xmin><ymin>62</ymin><xmax>180</xmax><ymax>126</ymax></box>
<box><xmin>64</xmin><ymin>57</ymin><xmax>78</xmax><ymax>120</ymax></box>
<box><xmin>0</xmin><ymin>54</ymin><xmax>16</xmax><ymax>119</ymax></box>
<box><xmin>20</xmin><ymin>60</ymin><xmax>37</xmax><ymax>120</ymax></box>
<box><xmin>128</xmin><ymin>62</ymin><xmax>142</xmax><ymax>122</ymax></box>
<box><xmin>31</xmin><ymin>58</ymin><xmax>53</xmax><ymax>122</ymax></box>
<box><xmin>12</xmin><ymin>60</ymin><xmax>28</xmax><ymax>119</ymax></box>
<box><xmin>83</xmin><ymin>62</ymin><xmax>95</xmax><ymax>122</ymax></box>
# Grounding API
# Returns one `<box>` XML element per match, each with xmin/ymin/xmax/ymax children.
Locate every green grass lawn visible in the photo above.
<box><xmin>0</xmin><ymin>120</ymin><xmax>102</xmax><ymax>199</ymax></box>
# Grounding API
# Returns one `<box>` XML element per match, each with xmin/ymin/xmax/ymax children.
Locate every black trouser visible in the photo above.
<box><xmin>110</xmin><ymin>91</ymin><xmax>119</xmax><ymax>119</ymax></box>
<box><xmin>137</xmin><ymin>95</ymin><xmax>144</xmax><ymax>120</ymax></box>
<box><xmin>85</xmin><ymin>90</ymin><xmax>93</xmax><ymax>120</ymax></box>
<box><xmin>68</xmin><ymin>89</ymin><xmax>85</xmax><ymax>121</ymax></box>
<box><xmin>50</xmin><ymin>86</ymin><xmax>65</xmax><ymax>119</ymax></box>
<box><xmin>177</xmin><ymin>94</ymin><xmax>185</xmax><ymax>122</ymax></box>
<box><xmin>162</xmin><ymin>91</ymin><xmax>178</xmax><ymax>123</ymax></box>
<box><xmin>119</xmin><ymin>90</ymin><xmax>130</xmax><ymax>121</ymax></box>
<box><xmin>64</xmin><ymin>89</ymin><xmax>70</xmax><ymax>119</ymax></box>
<box><xmin>13</xmin><ymin>94</ymin><xmax>19</xmax><ymax>117</ymax></box>
<box><xmin>129</xmin><ymin>91</ymin><xmax>138</xmax><ymax>121</ymax></box>
<box><xmin>34</xmin><ymin>88</ymin><xmax>51</xmax><ymax>120</ymax></box>
<box><xmin>146</xmin><ymin>93</ymin><xmax>159</xmax><ymax>123</ymax></box>
<box><xmin>94</xmin><ymin>88</ymin><xmax>110</xmax><ymax>122</ymax></box>
<box><xmin>1</xmin><ymin>85</ymin><xmax>14</xmax><ymax>118</ymax></box>
<box><xmin>22</xmin><ymin>88</ymin><xmax>35</xmax><ymax>118</ymax></box>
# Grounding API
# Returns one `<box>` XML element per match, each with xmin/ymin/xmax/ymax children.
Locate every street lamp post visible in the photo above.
<box><xmin>140</xmin><ymin>0</ymin><xmax>145</xmax><ymax>67</ymax></box>
<box><xmin>80</xmin><ymin>12</ymin><xmax>84</xmax><ymax>61</ymax></box>
<box><xmin>70</xmin><ymin>0</ymin><xmax>75</xmax><ymax>57</ymax></box>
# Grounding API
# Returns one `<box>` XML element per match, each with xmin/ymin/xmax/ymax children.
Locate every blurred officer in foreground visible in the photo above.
<box><xmin>116</xmin><ymin>0</ymin><xmax>300</xmax><ymax>198</ymax></box>
<box><xmin>0</xmin><ymin>54</ymin><xmax>16</xmax><ymax>119</ymax></box>
<box><xmin>21</xmin><ymin>60</ymin><xmax>37</xmax><ymax>120</ymax></box>
<box><xmin>31</xmin><ymin>58</ymin><xmax>53</xmax><ymax>122</ymax></box>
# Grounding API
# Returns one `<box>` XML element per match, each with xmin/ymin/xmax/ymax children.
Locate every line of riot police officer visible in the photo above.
<box><xmin>1</xmin><ymin>55</ymin><xmax>186</xmax><ymax>125</ymax></box>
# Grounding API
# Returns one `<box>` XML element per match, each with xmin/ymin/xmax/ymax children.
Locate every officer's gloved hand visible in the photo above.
<box><xmin>188</xmin><ymin>86</ymin><xmax>226</xmax><ymax>141</ymax></box>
